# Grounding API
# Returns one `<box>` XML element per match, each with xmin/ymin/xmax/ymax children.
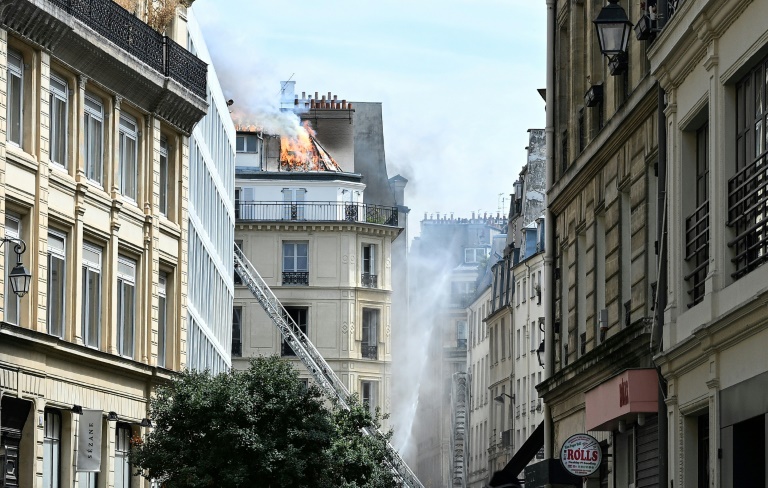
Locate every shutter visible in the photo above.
<box><xmin>635</xmin><ymin>414</ymin><xmax>659</xmax><ymax>488</ymax></box>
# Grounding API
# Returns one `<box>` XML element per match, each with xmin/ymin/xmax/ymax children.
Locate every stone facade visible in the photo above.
<box><xmin>0</xmin><ymin>1</ymin><xmax>206</xmax><ymax>486</ymax></box>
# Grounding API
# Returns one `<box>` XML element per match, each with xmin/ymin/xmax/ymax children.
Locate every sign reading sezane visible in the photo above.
<box><xmin>560</xmin><ymin>433</ymin><xmax>602</xmax><ymax>477</ymax></box>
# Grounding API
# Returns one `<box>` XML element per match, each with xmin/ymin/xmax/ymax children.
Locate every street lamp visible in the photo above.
<box><xmin>536</xmin><ymin>340</ymin><xmax>546</xmax><ymax>368</ymax></box>
<box><xmin>493</xmin><ymin>393</ymin><xmax>514</xmax><ymax>404</ymax></box>
<box><xmin>593</xmin><ymin>0</ymin><xmax>633</xmax><ymax>58</ymax></box>
<box><xmin>2</xmin><ymin>237</ymin><xmax>31</xmax><ymax>297</ymax></box>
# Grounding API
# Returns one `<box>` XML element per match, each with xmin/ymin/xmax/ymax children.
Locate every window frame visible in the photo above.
<box><xmin>282</xmin><ymin>241</ymin><xmax>309</xmax><ymax>272</ymax></box>
<box><xmin>5</xmin><ymin>214</ymin><xmax>21</xmax><ymax>325</ymax></box>
<box><xmin>81</xmin><ymin>243</ymin><xmax>102</xmax><ymax>348</ymax></box>
<box><xmin>117</xmin><ymin>256</ymin><xmax>137</xmax><ymax>358</ymax></box>
<box><xmin>362</xmin><ymin>308</ymin><xmax>379</xmax><ymax>359</ymax></box>
<box><xmin>118</xmin><ymin>112</ymin><xmax>139</xmax><ymax>201</ymax></box>
<box><xmin>159</xmin><ymin>136</ymin><xmax>169</xmax><ymax>216</ymax></box>
<box><xmin>232</xmin><ymin>305</ymin><xmax>242</xmax><ymax>358</ymax></box>
<box><xmin>49</xmin><ymin>72</ymin><xmax>69</xmax><ymax>168</ymax></box>
<box><xmin>83</xmin><ymin>94</ymin><xmax>105</xmax><ymax>184</ymax></box>
<box><xmin>361</xmin><ymin>380</ymin><xmax>378</xmax><ymax>417</ymax></box>
<box><xmin>114</xmin><ymin>423</ymin><xmax>132</xmax><ymax>488</ymax></box>
<box><xmin>42</xmin><ymin>409</ymin><xmax>62</xmax><ymax>488</ymax></box>
<box><xmin>7</xmin><ymin>48</ymin><xmax>23</xmax><ymax>147</ymax></box>
<box><xmin>47</xmin><ymin>230</ymin><xmax>67</xmax><ymax>338</ymax></box>
<box><xmin>158</xmin><ymin>271</ymin><xmax>168</xmax><ymax>367</ymax></box>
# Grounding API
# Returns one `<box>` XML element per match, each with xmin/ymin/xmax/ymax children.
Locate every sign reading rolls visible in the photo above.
<box><xmin>560</xmin><ymin>433</ymin><xmax>602</xmax><ymax>477</ymax></box>
<box><xmin>76</xmin><ymin>409</ymin><xmax>102</xmax><ymax>472</ymax></box>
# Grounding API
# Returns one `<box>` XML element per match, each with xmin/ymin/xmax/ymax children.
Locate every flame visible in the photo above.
<box><xmin>280</xmin><ymin>121</ymin><xmax>319</xmax><ymax>170</ymax></box>
<box><xmin>279</xmin><ymin>121</ymin><xmax>340</xmax><ymax>172</ymax></box>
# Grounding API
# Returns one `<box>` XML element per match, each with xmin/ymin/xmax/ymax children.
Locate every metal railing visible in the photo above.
<box><xmin>282</xmin><ymin>271</ymin><xmax>308</xmax><ymax>286</ymax></box>
<box><xmin>361</xmin><ymin>344</ymin><xmax>378</xmax><ymax>360</ymax></box>
<box><xmin>50</xmin><ymin>0</ymin><xmax>207</xmax><ymax>97</ymax></box>
<box><xmin>728</xmin><ymin>155</ymin><xmax>768</xmax><ymax>279</ymax></box>
<box><xmin>361</xmin><ymin>273</ymin><xmax>378</xmax><ymax>288</ymax></box>
<box><xmin>684</xmin><ymin>200</ymin><xmax>709</xmax><ymax>306</ymax></box>
<box><xmin>237</xmin><ymin>201</ymin><xmax>398</xmax><ymax>227</ymax></box>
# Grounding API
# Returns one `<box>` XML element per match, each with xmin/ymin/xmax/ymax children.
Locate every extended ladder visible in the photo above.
<box><xmin>234</xmin><ymin>244</ymin><xmax>424</xmax><ymax>488</ymax></box>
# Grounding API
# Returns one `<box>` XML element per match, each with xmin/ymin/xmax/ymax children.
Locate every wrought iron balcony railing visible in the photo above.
<box><xmin>728</xmin><ymin>155</ymin><xmax>768</xmax><ymax>279</ymax></box>
<box><xmin>237</xmin><ymin>201</ymin><xmax>399</xmax><ymax>227</ymax></box>
<box><xmin>361</xmin><ymin>344</ymin><xmax>378</xmax><ymax>360</ymax></box>
<box><xmin>282</xmin><ymin>271</ymin><xmax>309</xmax><ymax>286</ymax></box>
<box><xmin>684</xmin><ymin>200</ymin><xmax>709</xmax><ymax>306</ymax></box>
<box><xmin>49</xmin><ymin>0</ymin><xmax>207</xmax><ymax>98</ymax></box>
<box><xmin>361</xmin><ymin>273</ymin><xmax>378</xmax><ymax>288</ymax></box>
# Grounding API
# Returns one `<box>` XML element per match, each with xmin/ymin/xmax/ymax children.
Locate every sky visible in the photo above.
<box><xmin>192</xmin><ymin>0</ymin><xmax>547</xmax><ymax>241</ymax></box>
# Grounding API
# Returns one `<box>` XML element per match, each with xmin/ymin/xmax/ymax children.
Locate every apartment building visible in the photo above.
<box><xmin>232</xmin><ymin>90</ymin><xmax>408</xmax><ymax>434</ymax></box>
<box><xmin>186</xmin><ymin>9</ymin><xmax>235</xmax><ymax>375</ymax></box>
<box><xmin>0</xmin><ymin>1</ymin><xmax>207</xmax><ymax>487</ymax></box>
<box><xmin>648</xmin><ymin>0</ymin><xmax>768</xmax><ymax>486</ymax></box>
<box><xmin>466</xmin><ymin>285</ymin><xmax>491</xmax><ymax>488</ymax></box>
<box><xmin>409</xmin><ymin>213</ymin><xmax>505</xmax><ymax>487</ymax></box>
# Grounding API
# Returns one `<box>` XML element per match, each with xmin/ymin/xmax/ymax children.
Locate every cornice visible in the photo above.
<box><xmin>236</xmin><ymin>221</ymin><xmax>403</xmax><ymax>239</ymax></box>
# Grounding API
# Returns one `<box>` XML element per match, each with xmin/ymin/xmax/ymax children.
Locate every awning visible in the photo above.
<box><xmin>489</xmin><ymin>421</ymin><xmax>544</xmax><ymax>487</ymax></box>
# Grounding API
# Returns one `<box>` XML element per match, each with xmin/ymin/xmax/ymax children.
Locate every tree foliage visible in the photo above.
<box><xmin>131</xmin><ymin>356</ymin><xmax>399</xmax><ymax>487</ymax></box>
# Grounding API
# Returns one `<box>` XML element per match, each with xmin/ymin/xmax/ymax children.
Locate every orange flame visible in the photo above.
<box><xmin>280</xmin><ymin>121</ymin><xmax>320</xmax><ymax>171</ymax></box>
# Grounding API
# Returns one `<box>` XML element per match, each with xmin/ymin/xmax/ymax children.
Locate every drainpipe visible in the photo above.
<box><xmin>543</xmin><ymin>0</ymin><xmax>556</xmax><ymax>463</ymax></box>
<box><xmin>655</xmin><ymin>83</ymin><xmax>669</xmax><ymax>488</ymax></box>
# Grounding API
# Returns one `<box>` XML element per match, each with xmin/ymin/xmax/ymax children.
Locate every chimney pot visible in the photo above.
<box><xmin>294</xmin><ymin>98</ymin><xmax>298</xmax><ymax>105</ymax></box>
<box><xmin>302</xmin><ymin>91</ymin><xmax>306</xmax><ymax>99</ymax></box>
<box><xmin>315</xmin><ymin>91</ymin><xmax>319</xmax><ymax>100</ymax></box>
<box><xmin>342</xmin><ymin>100</ymin><xmax>347</xmax><ymax>109</ymax></box>
<box><xmin>328</xmin><ymin>91</ymin><xmax>332</xmax><ymax>100</ymax></box>
<box><xmin>322</xmin><ymin>95</ymin><xmax>326</xmax><ymax>101</ymax></box>
<box><xmin>348</xmin><ymin>103</ymin><xmax>353</xmax><ymax>109</ymax></box>
<box><xmin>333</xmin><ymin>95</ymin><xmax>338</xmax><ymax>101</ymax></box>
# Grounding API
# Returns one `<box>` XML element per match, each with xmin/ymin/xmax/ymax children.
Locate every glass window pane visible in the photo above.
<box><xmin>8</xmin><ymin>73</ymin><xmax>22</xmax><ymax>145</ymax></box>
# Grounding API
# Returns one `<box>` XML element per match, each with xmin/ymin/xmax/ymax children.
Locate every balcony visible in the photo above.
<box><xmin>684</xmin><ymin>200</ymin><xmax>709</xmax><ymax>306</ymax></box>
<box><xmin>361</xmin><ymin>273</ymin><xmax>378</xmax><ymax>288</ymax></box>
<box><xmin>5</xmin><ymin>0</ymin><xmax>206</xmax><ymax>131</ymax></box>
<box><xmin>728</xmin><ymin>155</ymin><xmax>768</xmax><ymax>279</ymax></box>
<box><xmin>361</xmin><ymin>344</ymin><xmax>378</xmax><ymax>360</ymax></box>
<box><xmin>282</xmin><ymin>272</ymin><xmax>309</xmax><ymax>286</ymax></box>
<box><xmin>237</xmin><ymin>201</ymin><xmax>399</xmax><ymax>227</ymax></box>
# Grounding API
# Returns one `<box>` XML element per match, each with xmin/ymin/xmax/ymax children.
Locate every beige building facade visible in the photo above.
<box><xmin>0</xmin><ymin>1</ymin><xmax>206</xmax><ymax>486</ymax></box>
<box><xmin>649</xmin><ymin>0</ymin><xmax>768</xmax><ymax>485</ymax></box>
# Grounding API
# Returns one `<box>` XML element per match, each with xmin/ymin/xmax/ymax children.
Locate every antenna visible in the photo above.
<box><xmin>498</xmin><ymin>193</ymin><xmax>506</xmax><ymax>214</ymax></box>
<box><xmin>278</xmin><ymin>74</ymin><xmax>295</xmax><ymax>95</ymax></box>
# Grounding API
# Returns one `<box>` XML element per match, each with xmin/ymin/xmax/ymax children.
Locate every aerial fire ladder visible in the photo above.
<box><xmin>233</xmin><ymin>244</ymin><xmax>424</xmax><ymax>488</ymax></box>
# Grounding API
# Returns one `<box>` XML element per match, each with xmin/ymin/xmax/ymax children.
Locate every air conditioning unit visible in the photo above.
<box><xmin>502</xmin><ymin>429</ymin><xmax>513</xmax><ymax>448</ymax></box>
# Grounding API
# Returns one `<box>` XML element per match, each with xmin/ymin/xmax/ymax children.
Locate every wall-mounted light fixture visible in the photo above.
<box><xmin>593</xmin><ymin>0</ymin><xmax>633</xmax><ymax>58</ymax></box>
<box><xmin>493</xmin><ymin>393</ymin><xmax>515</xmax><ymax>404</ymax></box>
<box><xmin>634</xmin><ymin>13</ymin><xmax>654</xmax><ymax>40</ymax></box>
<box><xmin>536</xmin><ymin>340</ymin><xmax>546</xmax><ymax>367</ymax></box>
<box><xmin>107</xmin><ymin>412</ymin><xmax>119</xmax><ymax>422</ymax></box>
<box><xmin>140</xmin><ymin>418</ymin><xmax>153</xmax><ymax>428</ymax></box>
<box><xmin>71</xmin><ymin>405</ymin><xmax>83</xmax><ymax>415</ymax></box>
<box><xmin>1</xmin><ymin>237</ymin><xmax>31</xmax><ymax>297</ymax></box>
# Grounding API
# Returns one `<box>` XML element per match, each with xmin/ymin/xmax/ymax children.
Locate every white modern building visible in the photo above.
<box><xmin>185</xmin><ymin>8</ymin><xmax>236</xmax><ymax>374</ymax></box>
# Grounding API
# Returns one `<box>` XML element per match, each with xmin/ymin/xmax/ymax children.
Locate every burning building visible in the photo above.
<box><xmin>231</xmin><ymin>83</ymin><xmax>410</xmax><ymax>437</ymax></box>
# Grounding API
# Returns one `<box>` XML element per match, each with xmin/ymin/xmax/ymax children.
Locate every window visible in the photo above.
<box><xmin>522</xmin><ymin>278</ymin><xmax>527</xmax><ymax>303</ymax></box>
<box><xmin>77</xmin><ymin>473</ymin><xmax>97</xmax><ymax>488</ymax></box>
<box><xmin>84</xmin><ymin>95</ymin><xmax>104</xmax><ymax>183</ymax></box>
<box><xmin>685</xmin><ymin>122</ymin><xmax>709</xmax><ymax>306</ymax></box>
<box><xmin>43</xmin><ymin>410</ymin><xmax>61</xmax><ymax>488</ymax></box>
<box><xmin>236</xmin><ymin>133</ymin><xmax>261</xmax><ymax>153</ymax></box>
<box><xmin>465</xmin><ymin>248</ymin><xmax>487</xmax><ymax>264</ymax></box>
<box><xmin>47</xmin><ymin>231</ymin><xmax>66</xmax><ymax>338</ymax></box>
<box><xmin>282</xmin><ymin>307</ymin><xmax>307</xmax><ymax>356</ymax></box>
<box><xmin>362</xmin><ymin>309</ymin><xmax>378</xmax><ymax>359</ymax></box>
<box><xmin>117</xmin><ymin>257</ymin><xmax>136</xmax><ymax>358</ymax></box>
<box><xmin>521</xmin><ymin>324</ymin><xmax>526</xmax><ymax>357</ymax></box>
<box><xmin>234</xmin><ymin>239</ymin><xmax>243</xmax><ymax>285</ymax></box>
<box><xmin>49</xmin><ymin>73</ymin><xmax>68</xmax><ymax>167</ymax></box>
<box><xmin>118</xmin><ymin>113</ymin><xmax>138</xmax><ymax>200</ymax></box>
<box><xmin>159</xmin><ymin>136</ymin><xmax>169</xmax><ymax>215</ymax></box>
<box><xmin>5</xmin><ymin>215</ymin><xmax>21</xmax><ymax>324</ymax></box>
<box><xmin>81</xmin><ymin>244</ymin><xmax>102</xmax><ymax>348</ymax></box>
<box><xmin>158</xmin><ymin>272</ymin><xmax>168</xmax><ymax>367</ymax></box>
<box><xmin>7</xmin><ymin>49</ymin><xmax>23</xmax><ymax>146</ymax></box>
<box><xmin>457</xmin><ymin>320</ymin><xmax>467</xmax><ymax>349</ymax></box>
<box><xmin>115</xmin><ymin>424</ymin><xmax>131</xmax><ymax>488</ymax></box>
<box><xmin>361</xmin><ymin>380</ymin><xmax>378</xmax><ymax>416</ymax></box>
<box><xmin>282</xmin><ymin>188</ymin><xmax>306</xmax><ymax>220</ymax></box>
<box><xmin>362</xmin><ymin>244</ymin><xmax>377</xmax><ymax>287</ymax></box>
<box><xmin>282</xmin><ymin>242</ymin><xmax>308</xmax><ymax>285</ymax></box>
<box><xmin>232</xmin><ymin>306</ymin><xmax>242</xmax><ymax>357</ymax></box>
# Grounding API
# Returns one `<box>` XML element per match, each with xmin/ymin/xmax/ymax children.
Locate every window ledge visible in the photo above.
<box><xmin>6</xmin><ymin>144</ymin><xmax>38</xmax><ymax>170</ymax></box>
<box><xmin>159</xmin><ymin>218</ymin><xmax>182</xmax><ymax>238</ymax></box>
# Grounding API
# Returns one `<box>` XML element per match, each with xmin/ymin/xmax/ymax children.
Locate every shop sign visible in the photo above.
<box><xmin>560</xmin><ymin>433</ymin><xmax>602</xmax><ymax>477</ymax></box>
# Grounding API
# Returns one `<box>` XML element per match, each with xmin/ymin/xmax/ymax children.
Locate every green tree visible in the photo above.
<box><xmin>131</xmin><ymin>356</ymin><xmax>399</xmax><ymax>488</ymax></box>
